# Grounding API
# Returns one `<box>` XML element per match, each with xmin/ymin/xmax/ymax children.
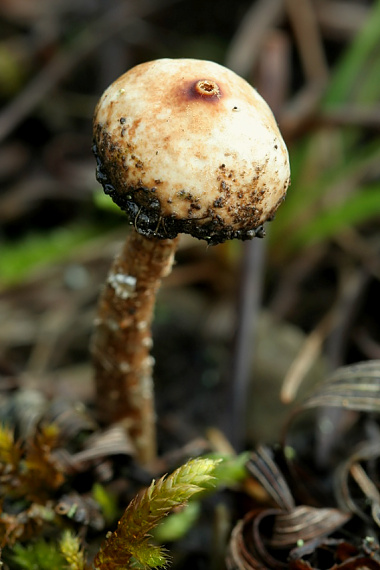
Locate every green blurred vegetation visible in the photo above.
<box><xmin>0</xmin><ymin>223</ymin><xmax>110</xmax><ymax>287</ymax></box>
<box><xmin>270</xmin><ymin>0</ymin><xmax>380</xmax><ymax>259</ymax></box>
<box><xmin>8</xmin><ymin>540</ymin><xmax>67</xmax><ymax>570</ymax></box>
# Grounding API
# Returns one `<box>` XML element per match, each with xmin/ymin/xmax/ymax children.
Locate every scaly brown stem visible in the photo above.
<box><xmin>91</xmin><ymin>230</ymin><xmax>178</xmax><ymax>465</ymax></box>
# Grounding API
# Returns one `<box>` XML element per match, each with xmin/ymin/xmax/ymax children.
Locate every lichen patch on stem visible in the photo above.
<box><xmin>107</xmin><ymin>273</ymin><xmax>137</xmax><ymax>299</ymax></box>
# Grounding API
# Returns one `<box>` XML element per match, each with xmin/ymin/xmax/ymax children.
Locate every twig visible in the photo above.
<box><xmin>285</xmin><ymin>0</ymin><xmax>329</xmax><ymax>85</ymax></box>
<box><xmin>334</xmin><ymin>229</ymin><xmax>380</xmax><ymax>283</ymax></box>
<box><xmin>316</xmin><ymin>0</ymin><xmax>369</xmax><ymax>39</ymax></box>
<box><xmin>280</xmin><ymin>310</ymin><xmax>335</xmax><ymax>405</ymax></box>
<box><xmin>269</xmin><ymin>245</ymin><xmax>327</xmax><ymax>320</ymax></box>
<box><xmin>225</xmin><ymin>0</ymin><xmax>285</xmax><ymax>78</ymax></box>
<box><xmin>350</xmin><ymin>462</ymin><xmax>380</xmax><ymax>505</ymax></box>
<box><xmin>318</xmin><ymin>106</ymin><xmax>380</xmax><ymax>130</ymax></box>
<box><xmin>325</xmin><ymin>268</ymin><xmax>370</xmax><ymax>369</ymax></box>
<box><xmin>280</xmin><ymin>82</ymin><xmax>327</xmax><ymax>140</ymax></box>
<box><xmin>228</xmin><ymin>239</ymin><xmax>266</xmax><ymax>450</ymax></box>
<box><xmin>281</xmin><ymin>267</ymin><xmax>369</xmax><ymax>404</ymax></box>
<box><xmin>354</xmin><ymin>327</ymin><xmax>380</xmax><ymax>360</ymax></box>
<box><xmin>255</xmin><ymin>30</ymin><xmax>291</xmax><ymax>112</ymax></box>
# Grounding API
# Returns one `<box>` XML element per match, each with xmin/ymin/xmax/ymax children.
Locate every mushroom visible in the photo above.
<box><xmin>91</xmin><ymin>58</ymin><xmax>290</xmax><ymax>465</ymax></box>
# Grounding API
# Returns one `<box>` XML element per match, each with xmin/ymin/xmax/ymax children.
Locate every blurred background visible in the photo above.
<box><xmin>1</xmin><ymin>0</ymin><xmax>380</xmax><ymax>451</ymax></box>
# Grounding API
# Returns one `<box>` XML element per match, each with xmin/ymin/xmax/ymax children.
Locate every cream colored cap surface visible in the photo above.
<box><xmin>93</xmin><ymin>58</ymin><xmax>290</xmax><ymax>244</ymax></box>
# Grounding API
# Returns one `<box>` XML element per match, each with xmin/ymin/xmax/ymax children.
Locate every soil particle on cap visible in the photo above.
<box><xmin>213</xmin><ymin>197</ymin><xmax>224</xmax><ymax>208</ymax></box>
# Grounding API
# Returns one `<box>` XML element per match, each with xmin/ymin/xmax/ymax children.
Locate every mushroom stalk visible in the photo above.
<box><xmin>92</xmin><ymin>58</ymin><xmax>290</xmax><ymax>467</ymax></box>
<box><xmin>91</xmin><ymin>230</ymin><xmax>178</xmax><ymax>464</ymax></box>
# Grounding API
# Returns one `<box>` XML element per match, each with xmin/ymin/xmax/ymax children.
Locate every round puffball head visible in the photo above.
<box><xmin>93</xmin><ymin>58</ymin><xmax>290</xmax><ymax>245</ymax></box>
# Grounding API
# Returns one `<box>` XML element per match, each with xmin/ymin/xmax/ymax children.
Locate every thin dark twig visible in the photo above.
<box><xmin>227</xmin><ymin>238</ymin><xmax>266</xmax><ymax>450</ymax></box>
<box><xmin>315</xmin><ymin>269</ymin><xmax>371</xmax><ymax>468</ymax></box>
<box><xmin>225</xmin><ymin>0</ymin><xmax>285</xmax><ymax>78</ymax></box>
<box><xmin>318</xmin><ymin>106</ymin><xmax>380</xmax><ymax>130</ymax></box>
<box><xmin>326</xmin><ymin>268</ymin><xmax>370</xmax><ymax>370</ymax></box>
<box><xmin>285</xmin><ymin>0</ymin><xmax>329</xmax><ymax>85</ymax></box>
<box><xmin>316</xmin><ymin>0</ymin><xmax>369</xmax><ymax>40</ymax></box>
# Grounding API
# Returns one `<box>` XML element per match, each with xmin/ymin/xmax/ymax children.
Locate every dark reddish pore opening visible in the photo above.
<box><xmin>195</xmin><ymin>79</ymin><xmax>220</xmax><ymax>97</ymax></box>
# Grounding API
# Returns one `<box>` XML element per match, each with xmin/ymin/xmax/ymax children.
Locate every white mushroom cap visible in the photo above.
<box><xmin>93</xmin><ymin>58</ymin><xmax>290</xmax><ymax>244</ymax></box>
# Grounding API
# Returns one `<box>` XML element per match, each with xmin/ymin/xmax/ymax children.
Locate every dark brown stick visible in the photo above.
<box><xmin>91</xmin><ymin>230</ymin><xmax>178</xmax><ymax>465</ymax></box>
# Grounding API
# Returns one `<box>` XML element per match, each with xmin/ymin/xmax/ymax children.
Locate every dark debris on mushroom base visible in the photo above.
<box><xmin>92</xmin><ymin>141</ymin><xmax>278</xmax><ymax>245</ymax></box>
